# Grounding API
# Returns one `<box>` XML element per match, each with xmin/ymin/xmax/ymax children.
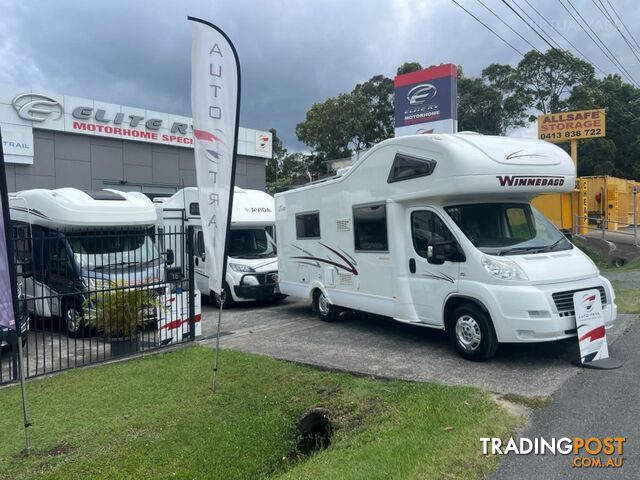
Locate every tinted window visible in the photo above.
<box><xmin>189</xmin><ymin>203</ymin><xmax>200</xmax><ymax>215</ymax></box>
<box><xmin>353</xmin><ymin>204</ymin><xmax>388</xmax><ymax>251</ymax></box>
<box><xmin>411</xmin><ymin>211</ymin><xmax>455</xmax><ymax>258</ymax></box>
<box><xmin>196</xmin><ymin>231</ymin><xmax>205</xmax><ymax>257</ymax></box>
<box><xmin>296</xmin><ymin>212</ymin><xmax>320</xmax><ymax>239</ymax></box>
<box><xmin>388</xmin><ymin>153</ymin><xmax>436</xmax><ymax>183</ymax></box>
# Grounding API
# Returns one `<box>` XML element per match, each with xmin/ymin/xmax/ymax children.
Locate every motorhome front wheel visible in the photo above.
<box><xmin>448</xmin><ymin>304</ymin><xmax>498</xmax><ymax>361</ymax></box>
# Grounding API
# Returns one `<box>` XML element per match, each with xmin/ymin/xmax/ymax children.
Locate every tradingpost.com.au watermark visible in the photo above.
<box><xmin>481</xmin><ymin>436</ymin><xmax>625</xmax><ymax>468</ymax></box>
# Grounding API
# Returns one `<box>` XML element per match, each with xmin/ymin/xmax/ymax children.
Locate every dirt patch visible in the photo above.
<box><xmin>46</xmin><ymin>442</ymin><xmax>74</xmax><ymax>457</ymax></box>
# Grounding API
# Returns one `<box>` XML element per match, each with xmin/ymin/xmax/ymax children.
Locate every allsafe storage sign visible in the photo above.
<box><xmin>537</xmin><ymin>109</ymin><xmax>606</xmax><ymax>143</ymax></box>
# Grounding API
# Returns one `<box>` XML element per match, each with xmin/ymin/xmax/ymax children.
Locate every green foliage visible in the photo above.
<box><xmin>568</xmin><ymin>75</ymin><xmax>640</xmax><ymax>178</ymax></box>
<box><xmin>0</xmin><ymin>347</ymin><xmax>520</xmax><ymax>479</ymax></box>
<box><xmin>516</xmin><ymin>49</ymin><xmax>595</xmax><ymax>117</ymax></box>
<box><xmin>84</xmin><ymin>283</ymin><xmax>158</xmax><ymax>337</ymax></box>
<box><xmin>396</xmin><ymin>61</ymin><xmax>422</xmax><ymax>75</ymax></box>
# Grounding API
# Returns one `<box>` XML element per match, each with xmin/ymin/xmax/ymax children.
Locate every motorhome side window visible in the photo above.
<box><xmin>411</xmin><ymin>211</ymin><xmax>455</xmax><ymax>258</ymax></box>
<box><xmin>196</xmin><ymin>231</ymin><xmax>206</xmax><ymax>256</ymax></box>
<box><xmin>189</xmin><ymin>203</ymin><xmax>200</xmax><ymax>216</ymax></box>
<box><xmin>296</xmin><ymin>212</ymin><xmax>320</xmax><ymax>239</ymax></box>
<box><xmin>387</xmin><ymin>153</ymin><xmax>436</xmax><ymax>183</ymax></box>
<box><xmin>353</xmin><ymin>204</ymin><xmax>388</xmax><ymax>252</ymax></box>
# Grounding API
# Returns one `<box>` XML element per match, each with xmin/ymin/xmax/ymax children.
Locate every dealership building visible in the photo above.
<box><xmin>0</xmin><ymin>84</ymin><xmax>272</xmax><ymax>197</ymax></box>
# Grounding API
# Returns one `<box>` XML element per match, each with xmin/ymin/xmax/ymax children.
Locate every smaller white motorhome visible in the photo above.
<box><xmin>275</xmin><ymin>133</ymin><xmax>617</xmax><ymax>361</ymax></box>
<box><xmin>155</xmin><ymin>187</ymin><xmax>283</xmax><ymax>306</ymax></box>
<box><xmin>9</xmin><ymin>188</ymin><xmax>166</xmax><ymax>337</ymax></box>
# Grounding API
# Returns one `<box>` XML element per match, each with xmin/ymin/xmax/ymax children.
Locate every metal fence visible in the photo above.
<box><xmin>574</xmin><ymin>190</ymin><xmax>638</xmax><ymax>247</ymax></box>
<box><xmin>0</xmin><ymin>226</ymin><xmax>196</xmax><ymax>385</ymax></box>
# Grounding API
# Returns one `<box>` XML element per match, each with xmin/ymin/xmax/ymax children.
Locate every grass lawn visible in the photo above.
<box><xmin>612</xmin><ymin>282</ymin><xmax>640</xmax><ymax>314</ymax></box>
<box><xmin>0</xmin><ymin>347</ymin><xmax>520</xmax><ymax>480</ymax></box>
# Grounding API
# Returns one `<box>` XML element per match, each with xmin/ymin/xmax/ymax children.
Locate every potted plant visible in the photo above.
<box><xmin>85</xmin><ymin>284</ymin><xmax>159</xmax><ymax>357</ymax></box>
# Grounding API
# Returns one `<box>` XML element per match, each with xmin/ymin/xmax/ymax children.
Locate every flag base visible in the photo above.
<box><xmin>571</xmin><ymin>357</ymin><xmax>623</xmax><ymax>369</ymax></box>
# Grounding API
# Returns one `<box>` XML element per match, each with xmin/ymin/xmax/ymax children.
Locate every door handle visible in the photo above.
<box><xmin>409</xmin><ymin>258</ymin><xmax>416</xmax><ymax>274</ymax></box>
<box><xmin>195</xmin><ymin>258</ymin><xmax>199</xmax><ymax>266</ymax></box>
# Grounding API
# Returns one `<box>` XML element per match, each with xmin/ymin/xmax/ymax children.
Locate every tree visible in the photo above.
<box><xmin>457</xmin><ymin>74</ymin><xmax>503</xmax><ymax>134</ymax></box>
<box><xmin>396</xmin><ymin>62</ymin><xmax>422</xmax><ymax>75</ymax></box>
<box><xmin>481</xmin><ymin>64</ymin><xmax>529</xmax><ymax>132</ymax></box>
<box><xmin>266</xmin><ymin>128</ymin><xmax>287</xmax><ymax>183</ymax></box>
<box><xmin>516</xmin><ymin>49</ymin><xmax>595</xmax><ymax>119</ymax></box>
<box><xmin>296</xmin><ymin>74</ymin><xmax>395</xmax><ymax>161</ymax></box>
<box><xmin>568</xmin><ymin>74</ymin><xmax>640</xmax><ymax>178</ymax></box>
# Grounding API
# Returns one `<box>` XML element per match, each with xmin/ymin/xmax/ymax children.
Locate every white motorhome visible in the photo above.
<box><xmin>155</xmin><ymin>187</ymin><xmax>282</xmax><ymax>306</ymax></box>
<box><xmin>275</xmin><ymin>133</ymin><xmax>617</xmax><ymax>361</ymax></box>
<box><xmin>9</xmin><ymin>188</ymin><xmax>165</xmax><ymax>336</ymax></box>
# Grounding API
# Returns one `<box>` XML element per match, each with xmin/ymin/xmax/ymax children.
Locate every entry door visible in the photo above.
<box><xmin>407</xmin><ymin>209</ymin><xmax>461</xmax><ymax>326</ymax></box>
<box><xmin>194</xmin><ymin>228</ymin><xmax>209</xmax><ymax>293</ymax></box>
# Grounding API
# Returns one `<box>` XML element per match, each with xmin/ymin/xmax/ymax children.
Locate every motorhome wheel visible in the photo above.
<box><xmin>214</xmin><ymin>283</ymin><xmax>235</xmax><ymax>309</ymax></box>
<box><xmin>449</xmin><ymin>304</ymin><xmax>498</xmax><ymax>361</ymax></box>
<box><xmin>315</xmin><ymin>291</ymin><xmax>340</xmax><ymax>322</ymax></box>
<box><xmin>64</xmin><ymin>306</ymin><xmax>85</xmax><ymax>338</ymax></box>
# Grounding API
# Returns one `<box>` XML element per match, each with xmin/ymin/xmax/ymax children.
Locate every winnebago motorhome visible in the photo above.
<box><xmin>275</xmin><ymin>133</ymin><xmax>617</xmax><ymax>361</ymax></box>
<box><xmin>155</xmin><ymin>187</ymin><xmax>282</xmax><ymax>306</ymax></box>
<box><xmin>9</xmin><ymin>188</ymin><xmax>166</xmax><ymax>337</ymax></box>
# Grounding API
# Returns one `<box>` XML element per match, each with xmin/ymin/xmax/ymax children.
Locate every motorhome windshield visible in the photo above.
<box><xmin>68</xmin><ymin>230</ymin><xmax>160</xmax><ymax>269</ymax></box>
<box><xmin>228</xmin><ymin>228</ymin><xmax>276</xmax><ymax>259</ymax></box>
<box><xmin>445</xmin><ymin>203</ymin><xmax>571</xmax><ymax>256</ymax></box>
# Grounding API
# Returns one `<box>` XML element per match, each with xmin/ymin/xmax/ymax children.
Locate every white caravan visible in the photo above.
<box><xmin>155</xmin><ymin>187</ymin><xmax>282</xmax><ymax>306</ymax></box>
<box><xmin>275</xmin><ymin>133</ymin><xmax>617</xmax><ymax>361</ymax></box>
<box><xmin>9</xmin><ymin>188</ymin><xmax>165</xmax><ymax>336</ymax></box>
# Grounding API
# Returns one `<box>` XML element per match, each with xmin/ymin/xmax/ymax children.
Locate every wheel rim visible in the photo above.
<box><xmin>455</xmin><ymin>315</ymin><xmax>481</xmax><ymax>352</ymax></box>
<box><xmin>318</xmin><ymin>293</ymin><xmax>330</xmax><ymax>316</ymax></box>
<box><xmin>66</xmin><ymin>308</ymin><xmax>80</xmax><ymax>333</ymax></box>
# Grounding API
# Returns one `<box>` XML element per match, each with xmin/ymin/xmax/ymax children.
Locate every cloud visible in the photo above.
<box><xmin>1</xmin><ymin>0</ymin><xmax>639</xmax><ymax>150</ymax></box>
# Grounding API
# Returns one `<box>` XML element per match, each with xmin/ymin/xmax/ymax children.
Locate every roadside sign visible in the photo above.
<box><xmin>573</xmin><ymin>289</ymin><xmax>608</xmax><ymax>364</ymax></box>
<box><xmin>538</xmin><ymin>108</ymin><xmax>606</xmax><ymax>143</ymax></box>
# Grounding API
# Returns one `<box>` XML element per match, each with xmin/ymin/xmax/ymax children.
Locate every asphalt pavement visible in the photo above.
<box><xmin>493</xmin><ymin>317</ymin><xmax>640</xmax><ymax>479</ymax></box>
<box><xmin>199</xmin><ymin>298</ymin><xmax>635</xmax><ymax>397</ymax></box>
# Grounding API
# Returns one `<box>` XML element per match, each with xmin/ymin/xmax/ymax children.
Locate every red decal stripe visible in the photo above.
<box><xmin>579</xmin><ymin>325</ymin><xmax>605</xmax><ymax>342</ymax></box>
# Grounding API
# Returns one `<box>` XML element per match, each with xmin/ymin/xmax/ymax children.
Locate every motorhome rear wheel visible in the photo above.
<box><xmin>314</xmin><ymin>291</ymin><xmax>341</xmax><ymax>322</ymax></box>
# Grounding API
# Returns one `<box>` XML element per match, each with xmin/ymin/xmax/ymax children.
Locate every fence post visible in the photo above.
<box><xmin>601</xmin><ymin>215</ymin><xmax>606</xmax><ymax>241</ymax></box>
<box><xmin>187</xmin><ymin>226</ymin><xmax>196</xmax><ymax>341</ymax></box>
<box><xmin>634</xmin><ymin>188</ymin><xmax>638</xmax><ymax>247</ymax></box>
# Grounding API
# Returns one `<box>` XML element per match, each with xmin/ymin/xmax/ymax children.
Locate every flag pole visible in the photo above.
<box><xmin>188</xmin><ymin>16</ymin><xmax>241</xmax><ymax>393</ymax></box>
<box><xmin>0</xmin><ymin>129</ymin><xmax>31</xmax><ymax>453</ymax></box>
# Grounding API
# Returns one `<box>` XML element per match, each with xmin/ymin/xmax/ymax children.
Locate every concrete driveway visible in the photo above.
<box><xmin>199</xmin><ymin>299</ymin><xmax>635</xmax><ymax>397</ymax></box>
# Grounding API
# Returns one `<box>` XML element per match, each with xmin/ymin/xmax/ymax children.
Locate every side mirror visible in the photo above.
<box><xmin>560</xmin><ymin>229</ymin><xmax>573</xmax><ymax>241</ymax></box>
<box><xmin>164</xmin><ymin>249</ymin><xmax>175</xmax><ymax>266</ymax></box>
<box><xmin>427</xmin><ymin>240</ymin><xmax>446</xmax><ymax>265</ymax></box>
<box><xmin>427</xmin><ymin>239</ymin><xmax>464</xmax><ymax>264</ymax></box>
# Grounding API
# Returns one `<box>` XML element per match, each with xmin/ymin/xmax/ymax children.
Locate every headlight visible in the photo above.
<box><xmin>481</xmin><ymin>255</ymin><xmax>529</xmax><ymax>281</ymax></box>
<box><xmin>229</xmin><ymin>263</ymin><xmax>255</xmax><ymax>273</ymax></box>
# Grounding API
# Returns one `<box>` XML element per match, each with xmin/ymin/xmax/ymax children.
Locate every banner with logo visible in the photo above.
<box><xmin>0</xmin><ymin>128</ymin><xmax>19</xmax><ymax>330</ymax></box>
<box><xmin>189</xmin><ymin>17</ymin><xmax>241</xmax><ymax>295</ymax></box>
<box><xmin>394</xmin><ymin>64</ymin><xmax>458</xmax><ymax>136</ymax></box>
<box><xmin>573</xmin><ymin>289</ymin><xmax>609</xmax><ymax>363</ymax></box>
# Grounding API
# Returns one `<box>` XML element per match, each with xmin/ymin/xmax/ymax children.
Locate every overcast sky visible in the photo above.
<box><xmin>1</xmin><ymin>0</ymin><xmax>639</xmax><ymax>149</ymax></box>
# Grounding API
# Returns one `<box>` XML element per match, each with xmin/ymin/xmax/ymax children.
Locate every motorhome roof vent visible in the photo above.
<box><xmin>85</xmin><ymin>190</ymin><xmax>125</xmax><ymax>201</ymax></box>
<box><xmin>336</xmin><ymin>218</ymin><xmax>351</xmax><ymax>232</ymax></box>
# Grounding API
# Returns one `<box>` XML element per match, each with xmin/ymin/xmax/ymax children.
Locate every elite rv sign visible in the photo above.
<box><xmin>537</xmin><ymin>109</ymin><xmax>606</xmax><ymax>143</ymax></box>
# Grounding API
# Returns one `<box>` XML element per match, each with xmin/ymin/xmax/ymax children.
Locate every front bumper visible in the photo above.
<box><xmin>466</xmin><ymin>275</ymin><xmax>617</xmax><ymax>343</ymax></box>
<box><xmin>234</xmin><ymin>284</ymin><xmax>281</xmax><ymax>301</ymax></box>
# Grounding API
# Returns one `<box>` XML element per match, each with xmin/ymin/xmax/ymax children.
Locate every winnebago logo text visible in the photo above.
<box><xmin>497</xmin><ymin>175</ymin><xmax>565</xmax><ymax>187</ymax></box>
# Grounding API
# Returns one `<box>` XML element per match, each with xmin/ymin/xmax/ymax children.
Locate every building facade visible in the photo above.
<box><xmin>1</xmin><ymin>85</ymin><xmax>272</xmax><ymax>197</ymax></box>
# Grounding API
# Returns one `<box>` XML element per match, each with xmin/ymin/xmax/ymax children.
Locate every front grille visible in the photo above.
<box><xmin>255</xmin><ymin>271</ymin><xmax>278</xmax><ymax>286</ymax></box>
<box><xmin>552</xmin><ymin>286</ymin><xmax>607</xmax><ymax>316</ymax></box>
